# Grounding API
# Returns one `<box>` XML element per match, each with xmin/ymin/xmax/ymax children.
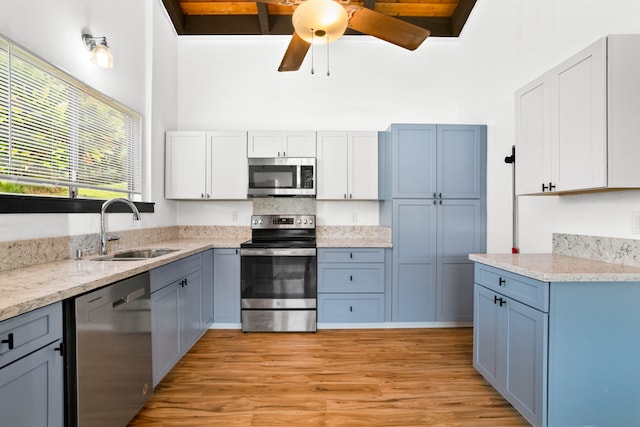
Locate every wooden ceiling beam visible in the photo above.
<box><xmin>162</xmin><ymin>0</ymin><xmax>187</xmax><ymax>34</ymax></box>
<box><xmin>256</xmin><ymin>2</ymin><xmax>271</xmax><ymax>34</ymax></box>
<box><xmin>450</xmin><ymin>0</ymin><xmax>476</xmax><ymax>36</ymax></box>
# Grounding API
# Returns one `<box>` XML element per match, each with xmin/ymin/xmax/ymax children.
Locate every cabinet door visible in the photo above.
<box><xmin>503</xmin><ymin>295</ymin><xmax>547</xmax><ymax>427</ymax></box>
<box><xmin>0</xmin><ymin>340</ymin><xmax>63</xmax><ymax>427</ymax></box>
<box><xmin>214</xmin><ymin>249</ymin><xmax>241</xmax><ymax>323</ymax></box>
<box><xmin>516</xmin><ymin>76</ymin><xmax>552</xmax><ymax>195</ymax></box>
<box><xmin>151</xmin><ymin>282</ymin><xmax>180</xmax><ymax>386</ymax></box>
<box><xmin>390</xmin><ymin>124</ymin><xmax>437</xmax><ymax>198</ymax></box>
<box><xmin>208</xmin><ymin>131</ymin><xmax>248</xmax><ymax>199</ymax></box>
<box><xmin>437</xmin><ymin>125</ymin><xmax>484</xmax><ymax>199</ymax></box>
<box><xmin>473</xmin><ymin>284</ymin><xmax>501</xmax><ymax>389</ymax></box>
<box><xmin>201</xmin><ymin>249</ymin><xmax>214</xmax><ymax>328</ymax></box>
<box><xmin>165</xmin><ymin>131</ymin><xmax>207</xmax><ymax>199</ymax></box>
<box><xmin>316</xmin><ymin>131</ymin><xmax>348</xmax><ymax>199</ymax></box>
<box><xmin>247</xmin><ymin>131</ymin><xmax>282</xmax><ymax>158</ymax></box>
<box><xmin>348</xmin><ymin>131</ymin><xmax>378</xmax><ymax>199</ymax></box>
<box><xmin>392</xmin><ymin>200</ymin><xmax>437</xmax><ymax>321</ymax></box>
<box><xmin>437</xmin><ymin>259</ymin><xmax>474</xmax><ymax>322</ymax></box>
<box><xmin>551</xmin><ymin>38</ymin><xmax>607</xmax><ymax>192</ymax></box>
<box><xmin>283</xmin><ymin>131</ymin><xmax>316</xmax><ymax>157</ymax></box>
<box><xmin>180</xmin><ymin>270</ymin><xmax>203</xmax><ymax>351</ymax></box>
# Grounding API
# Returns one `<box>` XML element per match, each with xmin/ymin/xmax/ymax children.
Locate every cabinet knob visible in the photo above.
<box><xmin>542</xmin><ymin>183</ymin><xmax>548</xmax><ymax>192</ymax></box>
<box><xmin>499</xmin><ymin>277</ymin><xmax>506</xmax><ymax>286</ymax></box>
<box><xmin>549</xmin><ymin>182</ymin><xmax>556</xmax><ymax>191</ymax></box>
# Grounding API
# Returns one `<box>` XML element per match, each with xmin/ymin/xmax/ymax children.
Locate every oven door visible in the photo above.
<box><xmin>240</xmin><ymin>248</ymin><xmax>317</xmax><ymax>309</ymax></box>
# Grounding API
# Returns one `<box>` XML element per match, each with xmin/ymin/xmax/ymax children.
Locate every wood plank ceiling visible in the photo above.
<box><xmin>161</xmin><ymin>0</ymin><xmax>477</xmax><ymax>37</ymax></box>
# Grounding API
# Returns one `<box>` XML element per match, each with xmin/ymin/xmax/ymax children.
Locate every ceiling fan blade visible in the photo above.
<box><xmin>278</xmin><ymin>33</ymin><xmax>311</xmax><ymax>72</ymax></box>
<box><xmin>347</xmin><ymin>7</ymin><xmax>430</xmax><ymax>51</ymax></box>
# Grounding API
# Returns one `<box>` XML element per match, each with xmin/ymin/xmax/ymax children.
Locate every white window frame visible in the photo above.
<box><xmin>0</xmin><ymin>35</ymin><xmax>142</xmax><ymax>201</ymax></box>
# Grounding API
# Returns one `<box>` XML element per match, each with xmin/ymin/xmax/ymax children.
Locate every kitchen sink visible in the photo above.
<box><xmin>92</xmin><ymin>248</ymin><xmax>178</xmax><ymax>261</ymax></box>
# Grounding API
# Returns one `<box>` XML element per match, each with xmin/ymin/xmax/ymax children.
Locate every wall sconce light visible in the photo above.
<box><xmin>82</xmin><ymin>34</ymin><xmax>113</xmax><ymax>68</ymax></box>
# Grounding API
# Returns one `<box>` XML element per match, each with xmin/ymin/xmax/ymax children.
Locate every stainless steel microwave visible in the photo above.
<box><xmin>247</xmin><ymin>157</ymin><xmax>315</xmax><ymax>197</ymax></box>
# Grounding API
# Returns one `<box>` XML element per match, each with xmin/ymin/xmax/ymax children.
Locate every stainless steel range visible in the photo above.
<box><xmin>240</xmin><ymin>214</ymin><xmax>317</xmax><ymax>332</ymax></box>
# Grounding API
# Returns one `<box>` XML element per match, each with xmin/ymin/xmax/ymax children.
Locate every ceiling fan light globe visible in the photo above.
<box><xmin>292</xmin><ymin>0</ymin><xmax>348</xmax><ymax>44</ymax></box>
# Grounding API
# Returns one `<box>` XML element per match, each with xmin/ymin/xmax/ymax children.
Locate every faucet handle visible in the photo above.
<box><xmin>107</xmin><ymin>235</ymin><xmax>121</xmax><ymax>242</ymax></box>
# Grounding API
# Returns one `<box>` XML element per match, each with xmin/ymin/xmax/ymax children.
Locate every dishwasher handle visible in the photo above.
<box><xmin>112</xmin><ymin>287</ymin><xmax>146</xmax><ymax>309</ymax></box>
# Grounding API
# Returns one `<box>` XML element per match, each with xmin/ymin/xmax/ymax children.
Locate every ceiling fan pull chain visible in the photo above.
<box><xmin>326</xmin><ymin>34</ymin><xmax>330</xmax><ymax>76</ymax></box>
<box><xmin>310</xmin><ymin>30</ymin><xmax>315</xmax><ymax>75</ymax></box>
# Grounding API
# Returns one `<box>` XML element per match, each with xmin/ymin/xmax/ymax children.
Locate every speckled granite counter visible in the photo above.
<box><xmin>469</xmin><ymin>253</ymin><xmax>640</xmax><ymax>282</ymax></box>
<box><xmin>0</xmin><ymin>238</ymin><xmax>245</xmax><ymax>322</ymax></box>
<box><xmin>316</xmin><ymin>238</ymin><xmax>392</xmax><ymax>248</ymax></box>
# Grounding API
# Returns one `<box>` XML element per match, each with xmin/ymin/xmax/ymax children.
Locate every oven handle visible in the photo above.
<box><xmin>240</xmin><ymin>248</ymin><xmax>316</xmax><ymax>257</ymax></box>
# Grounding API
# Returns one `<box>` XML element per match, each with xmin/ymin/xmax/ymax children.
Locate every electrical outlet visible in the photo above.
<box><xmin>632</xmin><ymin>211</ymin><xmax>640</xmax><ymax>234</ymax></box>
<box><xmin>351</xmin><ymin>212</ymin><xmax>358</xmax><ymax>224</ymax></box>
<box><xmin>231</xmin><ymin>210</ymin><xmax>238</xmax><ymax>223</ymax></box>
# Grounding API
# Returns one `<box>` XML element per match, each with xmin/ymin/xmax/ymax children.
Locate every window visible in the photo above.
<box><xmin>0</xmin><ymin>36</ymin><xmax>142</xmax><ymax>201</ymax></box>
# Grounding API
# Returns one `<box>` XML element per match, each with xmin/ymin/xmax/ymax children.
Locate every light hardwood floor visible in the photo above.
<box><xmin>128</xmin><ymin>328</ymin><xmax>528</xmax><ymax>426</ymax></box>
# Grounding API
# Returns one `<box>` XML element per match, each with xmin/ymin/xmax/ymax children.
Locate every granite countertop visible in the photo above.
<box><xmin>316</xmin><ymin>238</ymin><xmax>392</xmax><ymax>248</ymax></box>
<box><xmin>0</xmin><ymin>238</ymin><xmax>244</xmax><ymax>322</ymax></box>
<box><xmin>469</xmin><ymin>253</ymin><xmax>640</xmax><ymax>282</ymax></box>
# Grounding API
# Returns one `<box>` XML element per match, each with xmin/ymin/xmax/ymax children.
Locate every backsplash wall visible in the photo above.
<box><xmin>553</xmin><ymin>233</ymin><xmax>640</xmax><ymax>267</ymax></box>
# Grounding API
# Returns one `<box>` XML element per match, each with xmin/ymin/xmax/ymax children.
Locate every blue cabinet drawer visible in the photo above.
<box><xmin>474</xmin><ymin>264</ymin><xmax>549</xmax><ymax>312</ymax></box>
<box><xmin>151</xmin><ymin>252</ymin><xmax>203</xmax><ymax>293</ymax></box>
<box><xmin>318</xmin><ymin>248</ymin><xmax>384</xmax><ymax>263</ymax></box>
<box><xmin>318</xmin><ymin>263</ymin><xmax>384</xmax><ymax>293</ymax></box>
<box><xmin>0</xmin><ymin>302</ymin><xmax>62</xmax><ymax>369</ymax></box>
<box><xmin>318</xmin><ymin>294</ymin><xmax>384</xmax><ymax>323</ymax></box>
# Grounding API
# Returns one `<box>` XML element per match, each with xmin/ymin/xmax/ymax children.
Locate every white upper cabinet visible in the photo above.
<box><xmin>516</xmin><ymin>35</ymin><xmax>640</xmax><ymax>195</ymax></box>
<box><xmin>247</xmin><ymin>131</ymin><xmax>316</xmax><ymax>158</ymax></box>
<box><xmin>165</xmin><ymin>131</ymin><xmax>247</xmax><ymax>199</ymax></box>
<box><xmin>316</xmin><ymin>131</ymin><xmax>378</xmax><ymax>200</ymax></box>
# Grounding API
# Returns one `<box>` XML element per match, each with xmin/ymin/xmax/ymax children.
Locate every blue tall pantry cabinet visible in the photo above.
<box><xmin>379</xmin><ymin>124</ymin><xmax>487</xmax><ymax>322</ymax></box>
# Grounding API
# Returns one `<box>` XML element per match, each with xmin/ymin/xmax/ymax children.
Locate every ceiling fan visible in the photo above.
<box><xmin>258</xmin><ymin>0</ymin><xmax>431</xmax><ymax>72</ymax></box>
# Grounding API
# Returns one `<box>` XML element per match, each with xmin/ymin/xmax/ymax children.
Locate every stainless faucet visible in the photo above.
<box><xmin>100</xmin><ymin>198</ymin><xmax>141</xmax><ymax>255</ymax></box>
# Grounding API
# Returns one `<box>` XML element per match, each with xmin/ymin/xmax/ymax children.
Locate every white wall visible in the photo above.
<box><xmin>175</xmin><ymin>0</ymin><xmax>640</xmax><ymax>252</ymax></box>
<box><xmin>0</xmin><ymin>0</ymin><xmax>178</xmax><ymax>241</ymax></box>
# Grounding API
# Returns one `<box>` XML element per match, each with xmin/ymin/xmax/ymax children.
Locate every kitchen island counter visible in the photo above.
<box><xmin>469</xmin><ymin>252</ymin><xmax>640</xmax><ymax>282</ymax></box>
<box><xmin>0</xmin><ymin>238</ymin><xmax>244</xmax><ymax>322</ymax></box>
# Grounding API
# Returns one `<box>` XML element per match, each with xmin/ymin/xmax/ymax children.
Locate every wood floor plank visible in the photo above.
<box><xmin>128</xmin><ymin>328</ymin><xmax>528</xmax><ymax>426</ymax></box>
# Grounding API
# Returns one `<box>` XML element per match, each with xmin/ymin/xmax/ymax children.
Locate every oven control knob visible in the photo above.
<box><xmin>297</xmin><ymin>219</ymin><xmax>301</xmax><ymax>224</ymax></box>
<box><xmin>259</xmin><ymin>219</ymin><xmax>264</xmax><ymax>224</ymax></box>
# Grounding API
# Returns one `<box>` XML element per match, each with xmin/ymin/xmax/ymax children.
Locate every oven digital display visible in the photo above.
<box><xmin>273</xmin><ymin>218</ymin><xmax>294</xmax><ymax>225</ymax></box>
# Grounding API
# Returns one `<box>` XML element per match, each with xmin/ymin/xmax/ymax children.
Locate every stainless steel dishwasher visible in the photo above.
<box><xmin>65</xmin><ymin>272</ymin><xmax>152</xmax><ymax>427</ymax></box>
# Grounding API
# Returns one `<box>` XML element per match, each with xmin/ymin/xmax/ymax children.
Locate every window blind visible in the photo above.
<box><xmin>0</xmin><ymin>37</ymin><xmax>142</xmax><ymax>198</ymax></box>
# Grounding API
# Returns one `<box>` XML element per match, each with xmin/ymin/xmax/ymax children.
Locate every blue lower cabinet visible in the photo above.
<box><xmin>317</xmin><ymin>248</ymin><xmax>386</xmax><ymax>324</ymax></box>
<box><xmin>318</xmin><ymin>294</ymin><xmax>384</xmax><ymax>323</ymax></box>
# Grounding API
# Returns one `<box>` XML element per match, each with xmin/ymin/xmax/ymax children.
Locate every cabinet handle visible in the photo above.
<box><xmin>349</xmin><ymin>194</ymin><xmax>353</xmax><ymax>199</ymax></box>
<box><xmin>549</xmin><ymin>182</ymin><xmax>556</xmax><ymax>191</ymax></box>
<box><xmin>2</xmin><ymin>333</ymin><xmax>14</xmax><ymax>350</ymax></box>
<box><xmin>54</xmin><ymin>342</ymin><xmax>65</xmax><ymax>356</ymax></box>
<box><xmin>283</xmin><ymin>151</ymin><xmax>286</xmax><ymax>157</ymax></box>
<box><xmin>344</xmin><ymin>194</ymin><xmax>347</xmax><ymax>199</ymax></box>
<box><xmin>498</xmin><ymin>277</ymin><xmax>506</xmax><ymax>286</ymax></box>
<box><xmin>201</xmin><ymin>193</ymin><xmax>205</xmax><ymax>198</ymax></box>
<box><xmin>541</xmin><ymin>183</ymin><xmax>548</xmax><ymax>192</ymax></box>
<box><xmin>350</xmin><ymin>252</ymin><xmax>353</xmax><ymax>259</ymax></box>
<box><xmin>278</xmin><ymin>151</ymin><xmax>280</xmax><ymax>157</ymax></box>
<box><xmin>350</xmin><ymin>275</ymin><xmax>353</xmax><ymax>281</ymax></box>
<box><xmin>433</xmin><ymin>192</ymin><xmax>437</xmax><ymax>198</ymax></box>
<box><xmin>433</xmin><ymin>200</ymin><xmax>436</xmax><ymax>205</ymax></box>
<box><xmin>235</xmin><ymin>249</ymin><xmax>239</xmax><ymax>255</ymax></box>
<box><xmin>349</xmin><ymin>306</ymin><xmax>353</xmax><ymax>312</ymax></box>
<box><xmin>493</xmin><ymin>295</ymin><xmax>506</xmax><ymax>307</ymax></box>
<box><xmin>439</xmin><ymin>193</ymin><xmax>442</xmax><ymax>199</ymax></box>
<box><xmin>185</xmin><ymin>278</ymin><xmax>188</xmax><ymax>287</ymax></box>
<box><xmin>439</xmin><ymin>200</ymin><xmax>442</xmax><ymax>205</ymax></box>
